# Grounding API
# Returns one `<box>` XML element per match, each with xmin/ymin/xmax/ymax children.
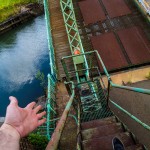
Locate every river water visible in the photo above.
<box><xmin>0</xmin><ymin>15</ymin><xmax>49</xmax><ymax>116</ymax></box>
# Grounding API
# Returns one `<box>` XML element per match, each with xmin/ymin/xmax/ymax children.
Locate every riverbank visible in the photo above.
<box><xmin>0</xmin><ymin>3</ymin><xmax>44</xmax><ymax>35</ymax></box>
<box><xmin>0</xmin><ymin>0</ymin><xmax>38</xmax><ymax>22</ymax></box>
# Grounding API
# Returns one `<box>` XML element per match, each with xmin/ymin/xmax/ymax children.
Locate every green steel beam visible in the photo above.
<box><xmin>60</xmin><ymin>0</ymin><xmax>90</xmax><ymax>82</ymax></box>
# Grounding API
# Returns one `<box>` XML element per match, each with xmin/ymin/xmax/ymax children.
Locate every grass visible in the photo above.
<box><xmin>0</xmin><ymin>0</ymin><xmax>37</xmax><ymax>23</ymax></box>
<box><xmin>0</xmin><ymin>0</ymin><xmax>37</xmax><ymax>9</ymax></box>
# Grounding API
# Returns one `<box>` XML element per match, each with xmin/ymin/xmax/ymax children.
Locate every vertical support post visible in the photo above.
<box><xmin>77</xmin><ymin>103</ymin><xmax>81</xmax><ymax>150</ymax></box>
<box><xmin>107</xmin><ymin>81</ymin><xmax>110</xmax><ymax>107</ymax></box>
<box><xmin>47</xmin><ymin>74</ymin><xmax>51</xmax><ymax>140</ymax></box>
<box><xmin>61</xmin><ymin>58</ymin><xmax>70</xmax><ymax>82</ymax></box>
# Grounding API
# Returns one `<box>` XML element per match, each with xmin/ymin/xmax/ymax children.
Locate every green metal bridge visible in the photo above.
<box><xmin>37</xmin><ymin>0</ymin><xmax>150</xmax><ymax>149</ymax></box>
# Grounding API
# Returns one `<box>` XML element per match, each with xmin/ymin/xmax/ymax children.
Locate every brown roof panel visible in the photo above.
<box><xmin>102</xmin><ymin>0</ymin><xmax>131</xmax><ymax>18</ymax></box>
<box><xmin>78</xmin><ymin>0</ymin><xmax>106</xmax><ymax>25</ymax></box>
<box><xmin>117</xmin><ymin>26</ymin><xmax>150</xmax><ymax>65</ymax></box>
<box><xmin>91</xmin><ymin>33</ymin><xmax>128</xmax><ymax>71</ymax></box>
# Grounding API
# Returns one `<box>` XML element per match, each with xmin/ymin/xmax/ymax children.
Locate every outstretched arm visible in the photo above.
<box><xmin>0</xmin><ymin>96</ymin><xmax>46</xmax><ymax>150</ymax></box>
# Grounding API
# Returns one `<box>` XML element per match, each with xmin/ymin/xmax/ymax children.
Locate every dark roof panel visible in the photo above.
<box><xmin>91</xmin><ymin>33</ymin><xmax>128</xmax><ymax>71</ymax></box>
<box><xmin>78</xmin><ymin>0</ymin><xmax>106</xmax><ymax>25</ymax></box>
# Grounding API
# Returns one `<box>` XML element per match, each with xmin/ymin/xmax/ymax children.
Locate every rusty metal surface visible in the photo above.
<box><xmin>117</xmin><ymin>26</ymin><xmax>150</xmax><ymax>65</ymax></box>
<box><xmin>102</xmin><ymin>0</ymin><xmax>131</xmax><ymax>18</ymax></box>
<box><xmin>81</xmin><ymin>116</ymin><xmax>116</xmax><ymax>130</ymax></box>
<box><xmin>74</xmin><ymin>0</ymin><xmax>150</xmax><ymax>72</ymax></box>
<box><xmin>82</xmin><ymin>132</ymin><xmax>134</xmax><ymax>150</ymax></box>
<box><xmin>78</xmin><ymin>0</ymin><xmax>106</xmax><ymax>25</ymax></box>
<box><xmin>90</xmin><ymin>33</ymin><xmax>128</xmax><ymax>71</ymax></box>
<box><xmin>126</xmin><ymin>144</ymin><xmax>144</xmax><ymax>150</ymax></box>
<box><xmin>82</xmin><ymin>123</ymin><xmax>123</xmax><ymax>140</ymax></box>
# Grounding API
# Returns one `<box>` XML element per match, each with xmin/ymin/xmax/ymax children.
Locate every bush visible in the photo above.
<box><xmin>28</xmin><ymin>133</ymin><xmax>49</xmax><ymax>150</ymax></box>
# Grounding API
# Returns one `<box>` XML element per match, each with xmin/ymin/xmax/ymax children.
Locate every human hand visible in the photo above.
<box><xmin>4</xmin><ymin>96</ymin><xmax>46</xmax><ymax>137</ymax></box>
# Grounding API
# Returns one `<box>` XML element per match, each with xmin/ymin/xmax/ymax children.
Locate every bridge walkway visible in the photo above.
<box><xmin>48</xmin><ymin>0</ymin><xmax>71</xmax><ymax>79</ymax></box>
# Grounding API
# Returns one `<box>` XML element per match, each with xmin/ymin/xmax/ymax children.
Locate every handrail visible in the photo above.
<box><xmin>62</xmin><ymin>50</ymin><xmax>150</xmax><ymax>95</ymax></box>
<box><xmin>139</xmin><ymin>0</ymin><xmax>150</xmax><ymax>15</ymax></box>
<box><xmin>43</xmin><ymin>0</ymin><xmax>56</xmax><ymax>79</ymax></box>
<box><xmin>43</xmin><ymin>0</ymin><xmax>57</xmax><ymax>140</ymax></box>
<box><xmin>95</xmin><ymin>50</ymin><xmax>150</xmax><ymax>95</ymax></box>
<box><xmin>46</xmin><ymin>74</ymin><xmax>56</xmax><ymax>140</ymax></box>
<box><xmin>46</xmin><ymin>81</ymin><xmax>75</xmax><ymax>150</ymax></box>
<box><xmin>61</xmin><ymin>50</ymin><xmax>150</xmax><ymax>131</ymax></box>
<box><xmin>110</xmin><ymin>100</ymin><xmax>150</xmax><ymax>131</ymax></box>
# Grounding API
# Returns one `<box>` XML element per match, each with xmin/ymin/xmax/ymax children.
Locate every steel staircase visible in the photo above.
<box><xmin>81</xmin><ymin>116</ymin><xmax>144</xmax><ymax>150</ymax></box>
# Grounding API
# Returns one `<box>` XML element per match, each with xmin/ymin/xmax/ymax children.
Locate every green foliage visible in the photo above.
<box><xmin>126</xmin><ymin>80</ymin><xmax>132</xmax><ymax>85</ymax></box>
<box><xmin>36</xmin><ymin>71</ymin><xmax>47</xmax><ymax>97</ymax></box>
<box><xmin>36</xmin><ymin>71</ymin><xmax>46</xmax><ymax>88</ymax></box>
<box><xmin>0</xmin><ymin>6</ymin><xmax>19</xmax><ymax>23</ymax></box>
<box><xmin>28</xmin><ymin>133</ymin><xmax>49</xmax><ymax>150</ymax></box>
<box><xmin>0</xmin><ymin>0</ymin><xmax>37</xmax><ymax>22</ymax></box>
<box><xmin>146</xmin><ymin>72</ymin><xmax>150</xmax><ymax>80</ymax></box>
<box><xmin>0</xmin><ymin>0</ymin><xmax>37</xmax><ymax>9</ymax></box>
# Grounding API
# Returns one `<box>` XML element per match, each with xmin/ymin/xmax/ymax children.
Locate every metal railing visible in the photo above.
<box><xmin>61</xmin><ymin>51</ymin><xmax>150</xmax><ymax>131</ymax></box>
<box><xmin>138</xmin><ymin>0</ymin><xmax>150</xmax><ymax>15</ymax></box>
<box><xmin>46</xmin><ymin>74</ymin><xmax>57</xmax><ymax>140</ymax></box>
<box><xmin>39</xmin><ymin>0</ymin><xmax>57</xmax><ymax>140</ymax></box>
<box><xmin>46</xmin><ymin>81</ymin><xmax>75</xmax><ymax>150</ymax></box>
<box><xmin>43</xmin><ymin>0</ymin><xmax>56</xmax><ymax>79</ymax></box>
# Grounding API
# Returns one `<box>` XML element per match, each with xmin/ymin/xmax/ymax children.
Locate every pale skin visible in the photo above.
<box><xmin>0</xmin><ymin>96</ymin><xmax>46</xmax><ymax>150</ymax></box>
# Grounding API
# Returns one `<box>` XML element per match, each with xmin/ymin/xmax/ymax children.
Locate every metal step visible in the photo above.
<box><xmin>81</xmin><ymin>116</ymin><xmax>116</xmax><ymax>130</ymax></box>
<box><xmin>126</xmin><ymin>144</ymin><xmax>144</xmax><ymax>150</ymax></box>
<box><xmin>81</xmin><ymin>123</ymin><xmax>123</xmax><ymax>141</ymax></box>
<box><xmin>82</xmin><ymin>132</ymin><xmax>134</xmax><ymax>150</ymax></box>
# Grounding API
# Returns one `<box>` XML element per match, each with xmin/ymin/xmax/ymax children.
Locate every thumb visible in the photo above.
<box><xmin>9</xmin><ymin>96</ymin><xmax>18</xmax><ymax>106</ymax></box>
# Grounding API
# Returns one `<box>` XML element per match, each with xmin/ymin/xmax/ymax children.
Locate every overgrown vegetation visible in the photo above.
<box><xmin>126</xmin><ymin>80</ymin><xmax>132</xmax><ymax>85</ymax></box>
<box><xmin>0</xmin><ymin>0</ymin><xmax>37</xmax><ymax>22</ymax></box>
<box><xmin>146</xmin><ymin>72</ymin><xmax>150</xmax><ymax>80</ymax></box>
<box><xmin>36</xmin><ymin>71</ymin><xmax>47</xmax><ymax>97</ymax></box>
<box><xmin>28</xmin><ymin>133</ymin><xmax>49</xmax><ymax>150</ymax></box>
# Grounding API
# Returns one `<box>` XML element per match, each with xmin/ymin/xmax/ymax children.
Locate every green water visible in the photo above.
<box><xmin>0</xmin><ymin>15</ymin><xmax>49</xmax><ymax>116</ymax></box>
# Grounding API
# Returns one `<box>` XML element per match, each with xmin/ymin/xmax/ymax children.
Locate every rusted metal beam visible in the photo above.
<box><xmin>46</xmin><ymin>81</ymin><xmax>75</xmax><ymax>150</ymax></box>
